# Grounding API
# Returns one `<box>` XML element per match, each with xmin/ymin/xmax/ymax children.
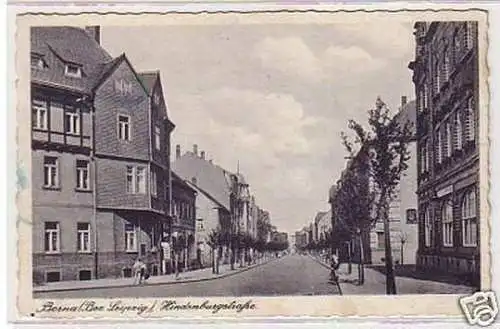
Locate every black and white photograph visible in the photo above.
<box><xmin>15</xmin><ymin>8</ymin><xmax>491</xmax><ymax>320</ymax></box>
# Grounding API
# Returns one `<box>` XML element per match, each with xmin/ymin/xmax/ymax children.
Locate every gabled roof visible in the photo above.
<box><xmin>171</xmin><ymin>171</ymin><xmax>197</xmax><ymax>194</ymax></box>
<box><xmin>91</xmin><ymin>53</ymin><xmax>149</xmax><ymax>96</ymax></box>
<box><xmin>393</xmin><ymin>99</ymin><xmax>417</xmax><ymax>138</ymax></box>
<box><xmin>138</xmin><ymin>71</ymin><xmax>159</xmax><ymax>96</ymax></box>
<box><xmin>172</xmin><ymin>152</ymin><xmax>232</xmax><ymax>211</ymax></box>
<box><xmin>31</xmin><ymin>26</ymin><xmax>112</xmax><ymax>93</ymax></box>
<box><xmin>314</xmin><ymin>211</ymin><xmax>328</xmax><ymax>224</ymax></box>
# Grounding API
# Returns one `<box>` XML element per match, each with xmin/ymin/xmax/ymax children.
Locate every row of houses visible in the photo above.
<box><xmin>295</xmin><ymin>21</ymin><xmax>479</xmax><ymax>285</ymax></box>
<box><xmin>31</xmin><ymin>26</ymin><xmax>273</xmax><ymax>284</ymax></box>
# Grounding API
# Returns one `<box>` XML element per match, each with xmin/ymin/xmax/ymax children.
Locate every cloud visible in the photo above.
<box><xmin>172</xmin><ymin>87</ymin><xmax>319</xmax><ymax>159</ymax></box>
<box><xmin>253</xmin><ymin>36</ymin><xmax>387</xmax><ymax>85</ymax></box>
<box><xmin>253</xmin><ymin>36</ymin><xmax>323</xmax><ymax>83</ymax></box>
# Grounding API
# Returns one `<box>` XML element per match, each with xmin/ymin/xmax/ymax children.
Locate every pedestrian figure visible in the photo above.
<box><xmin>132</xmin><ymin>258</ymin><xmax>143</xmax><ymax>285</ymax></box>
<box><xmin>329</xmin><ymin>253</ymin><xmax>342</xmax><ymax>295</ymax></box>
<box><xmin>141</xmin><ymin>261</ymin><xmax>149</xmax><ymax>282</ymax></box>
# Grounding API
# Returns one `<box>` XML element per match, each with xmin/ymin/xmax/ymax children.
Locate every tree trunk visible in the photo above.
<box><xmin>358</xmin><ymin>231</ymin><xmax>365</xmax><ymax>285</ymax></box>
<box><xmin>211</xmin><ymin>248</ymin><xmax>215</xmax><ymax>274</ymax></box>
<box><xmin>382</xmin><ymin>201</ymin><xmax>397</xmax><ymax>294</ymax></box>
<box><xmin>347</xmin><ymin>241</ymin><xmax>352</xmax><ymax>274</ymax></box>
<box><xmin>400</xmin><ymin>242</ymin><xmax>404</xmax><ymax>265</ymax></box>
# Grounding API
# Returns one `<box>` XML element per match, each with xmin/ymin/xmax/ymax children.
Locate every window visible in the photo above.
<box><xmin>118</xmin><ymin>115</ymin><xmax>131</xmax><ymax>141</ymax></box>
<box><xmin>65</xmin><ymin>109</ymin><xmax>80</xmax><ymax>134</ymax></box>
<box><xmin>150</xmin><ymin>225</ymin><xmax>156</xmax><ymax>249</ymax></box>
<box><xmin>31</xmin><ymin>54</ymin><xmax>46</xmax><ymax>70</ymax></box>
<box><xmin>464</xmin><ymin>98</ymin><xmax>475</xmax><ymax>142</ymax></box>
<box><xmin>197</xmin><ymin>220</ymin><xmax>204</xmax><ymax>231</ymax></box>
<box><xmin>445</xmin><ymin>122</ymin><xmax>452</xmax><ymax>158</ymax></box>
<box><xmin>464</xmin><ymin>22</ymin><xmax>474</xmax><ymax>50</ymax></box>
<box><xmin>150</xmin><ymin>169</ymin><xmax>157</xmax><ymax>197</ymax></box>
<box><xmin>433</xmin><ymin>60</ymin><xmax>441</xmax><ymax>93</ymax></box>
<box><xmin>44</xmin><ymin>222</ymin><xmax>60</xmax><ymax>253</ymax></box>
<box><xmin>76</xmin><ymin>160</ymin><xmax>90</xmax><ymax>190</ymax></box>
<box><xmin>376</xmin><ymin>232</ymin><xmax>385</xmax><ymax>249</ymax></box>
<box><xmin>442</xmin><ymin>200</ymin><xmax>453</xmax><ymax>247</ymax></box>
<box><xmin>154</xmin><ymin>93</ymin><xmax>160</xmax><ymax>105</ymax></box>
<box><xmin>125</xmin><ymin>224</ymin><xmax>137</xmax><ymax>252</ymax></box>
<box><xmin>462</xmin><ymin>190</ymin><xmax>477</xmax><ymax>247</ymax></box>
<box><xmin>454</xmin><ymin>111</ymin><xmax>463</xmax><ymax>150</ymax></box>
<box><xmin>77</xmin><ymin>223</ymin><xmax>90</xmax><ymax>252</ymax></box>
<box><xmin>406</xmin><ymin>208</ymin><xmax>417</xmax><ymax>224</ymax></box>
<box><xmin>65</xmin><ymin>64</ymin><xmax>82</xmax><ymax>78</ymax></box>
<box><xmin>46</xmin><ymin>272</ymin><xmax>61</xmax><ymax>282</ymax></box>
<box><xmin>436</xmin><ymin>129</ymin><xmax>442</xmax><ymax>164</ymax></box>
<box><xmin>43</xmin><ymin>156</ymin><xmax>59</xmax><ymax>188</ymax></box>
<box><xmin>443</xmin><ymin>51</ymin><xmax>450</xmax><ymax>82</ymax></box>
<box><xmin>424</xmin><ymin>207</ymin><xmax>433</xmax><ymax>247</ymax></box>
<box><xmin>32</xmin><ymin>99</ymin><xmax>47</xmax><ymax>130</ymax></box>
<box><xmin>154</xmin><ymin>125</ymin><xmax>161</xmax><ymax>150</ymax></box>
<box><xmin>423</xmin><ymin>85</ymin><xmax>428</xmax><ymax>109</ymax></box>
<box><xmin>79</xmin><ymin>270</ymin><xmax>92</xmax><ymax>281</ymax></box>
<box><xmin>425</xmin><ymin>139</ymin><xmax>430</xmax><ymax>171</ymax></box>
<box><xmin>136</xmin><ymin>167</ymin><xmax>146</xmax><ymax>194</ymax></box>
<box><xmin>126</xmin><ymin>166</ymin><xmax>146</xmax><ymax>194</ymax></box>
<box><xmin>114</xmin><ymin>79</ymin><xmax>132</xmax><ymax>96</ymax></box>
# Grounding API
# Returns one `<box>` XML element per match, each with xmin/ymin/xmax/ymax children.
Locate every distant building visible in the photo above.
<box><xmin>171</xmin><ymin>172</ymin><xmax>197</xmax><ymax>271</ymax></box>
<box><xmin>409</xmin><ymin>22</ymin><xmax>480</xmax><ymax>283</ymax></box>
<box><xmin>172</xmin><ymin>145</ymin><xmax>257</xmax><ymax>264</ymax></box>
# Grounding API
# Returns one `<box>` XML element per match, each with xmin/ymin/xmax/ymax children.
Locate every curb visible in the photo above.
<box><xmin>34</xmin><ymin>257</ymin><xmax>277</xmax><ymax>294</ymax></box>
<box><xmin>307</xmin><ymin>253</ymin><xmax>333</xmax><ymax>270</ymax></box>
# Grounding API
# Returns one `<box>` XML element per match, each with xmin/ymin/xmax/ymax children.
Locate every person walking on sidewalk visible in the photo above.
<box><xmin>133</xmin><ymin>258</ymin><xmax>145</xmax><ymax>285</ymax></box>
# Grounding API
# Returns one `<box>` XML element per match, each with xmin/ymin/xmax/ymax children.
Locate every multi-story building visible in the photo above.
<box><xmin>31</xmin><ymin>26</ymin><xmax>175</xmax><ymax>283</ymax></box>
<box><xmin>330</xmin><ymin>98</ymin><xmax>419</xmax><ymax>266</ymax></box>
<box><xmin>316</xmin><ymin>210</ymin><xmax>332</xmax><ymax>242</ymax></box>
<box><xmin>409</xmin><ymin>21</ymin><xmax>479</xmax><ymax>284</ymax></box>
<box><xmin>171</xmin><ymin>172</ymin><xmax>197</xmax><ymax>271</ymax></box>
<box><xmin>369</xmin><ymin>97</ymin><xmax>419</xmax><ymax>265</ymax></box>
<box><xmin>172</xmin><ymin>145</ymin><xmax>236</xmax><ymax>263</ymax></box>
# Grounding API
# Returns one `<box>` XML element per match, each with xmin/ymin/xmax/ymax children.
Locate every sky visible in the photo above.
<box><xmin>101</xmin><ymin>19</ymin><xmax>416</xmax><ymax>236</ymax></box>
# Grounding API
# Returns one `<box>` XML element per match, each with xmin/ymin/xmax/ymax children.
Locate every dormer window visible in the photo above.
<box><xmin>65</xmin><ymin>64</ymin><xmax>82</xmax><ymax>78</ymax></box>
<box><xmin>154</xmin><ymin>93</ymin><xmax>160</xmax><ymax>105</ymax></box>
<box><xmin>31</xmin><ymin>54</ymin><xmax>47</xmax><ymax>70</ymax></box>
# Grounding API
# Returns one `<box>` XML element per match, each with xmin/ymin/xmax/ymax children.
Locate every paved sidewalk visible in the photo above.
<box><xmin>34</xmin><ymin>257</ymin><xmax>275</xmax><ymax>293</ymax></box>
<box><xmin>309</xmin><ymin>254</ymin><xmax>475</xmax><ymax>295</ymax></box>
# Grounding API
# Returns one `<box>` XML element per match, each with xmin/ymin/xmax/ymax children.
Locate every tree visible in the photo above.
<box><xmin>333</xmin><ymin>162</ymin><xmax>373</xmax><ymax>285</ymax></box>
<box><xmin>207</xmin><ymin>229</ymin><xmax>221</xmax><ymax>274</ymax></box>
<box><xmin>342</xmin><ymin>97</ymin><xmax>413</xmax><ymax>294</ymax></box>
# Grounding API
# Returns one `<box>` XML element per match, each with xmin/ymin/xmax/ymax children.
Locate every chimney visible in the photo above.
<box><xmin>176</xmin><ymin>144</ymin><xmax>181</xmax><ymax>159</ymax></box>
<box><xmin>85</xmin><ymin>26</ymin><xmax>101</xmax><ymax>45</ymax></box>
<box><xmin>401</xmin><ymin>96</ymin><xmax>407</xmax><ymax>107</ymax></box>
<box><xmin>193</xmin><ymin>144</ymin><xmax>198</xmax><ymax>156</ymax></box>
<box><xmin>200</xmin><ymin>151</ymin><xmax>205</xmax><ymax>159</ymax></box>
<box><xmin>209</xmin><ymin>159</ymin><xmax>213</xmax><ymax>164</ymax></box>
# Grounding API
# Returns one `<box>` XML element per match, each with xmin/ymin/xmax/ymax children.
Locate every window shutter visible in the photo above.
<box><xmin>453</xmin><ymin>111</ymin><xmax>463</xmax><ymax>150</ymax></box>
<box><xmin>446</xmin><ymin>122</ymin><xmax>452</xmax><ymax>157</ymax></box>
<box><xmin>464</xmin><ymin>98</ymin><xmax>475</xmax><ymax>141</ymax></box>
<box><xmin>440</xmin><ymin>127</ymin><xmax>448</xmax><ymax>160</ymax></box>
<box><xmin>435</xmin><ymin>130</ymin><xmax>442</xmax><ymax>164</ymax></box>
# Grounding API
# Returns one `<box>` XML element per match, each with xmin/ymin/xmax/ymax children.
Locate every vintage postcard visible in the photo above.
<box><xmin>12</xmin><ymin>4</ymin><xmax>494</xmax><ymax>323</ymax></box>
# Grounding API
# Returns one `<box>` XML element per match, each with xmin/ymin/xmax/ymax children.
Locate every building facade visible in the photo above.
<box><xmin>369</xmin><ymin>98</ymin><xmax>419</xmax><ymax>265</ymax></box>
<box><xmin>31</xmin><ymin>26</ymin><xmax>175</xmax><ymax>283</ymax></box>
<box><xmin>409</xmin><ymin>21</ymin><xmax>480</xmax><ymax>284</ymax></box>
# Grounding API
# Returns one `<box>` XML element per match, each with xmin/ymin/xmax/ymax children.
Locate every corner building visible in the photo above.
<box><xmin>409</xmin><ymin>21</ymin><xmax>480</xmax><ymax>285</ymax></box>
<box><xmin>31</xmin><ymin>26</ymin><xmax>175</xmax><ymax>283</ymax></box>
